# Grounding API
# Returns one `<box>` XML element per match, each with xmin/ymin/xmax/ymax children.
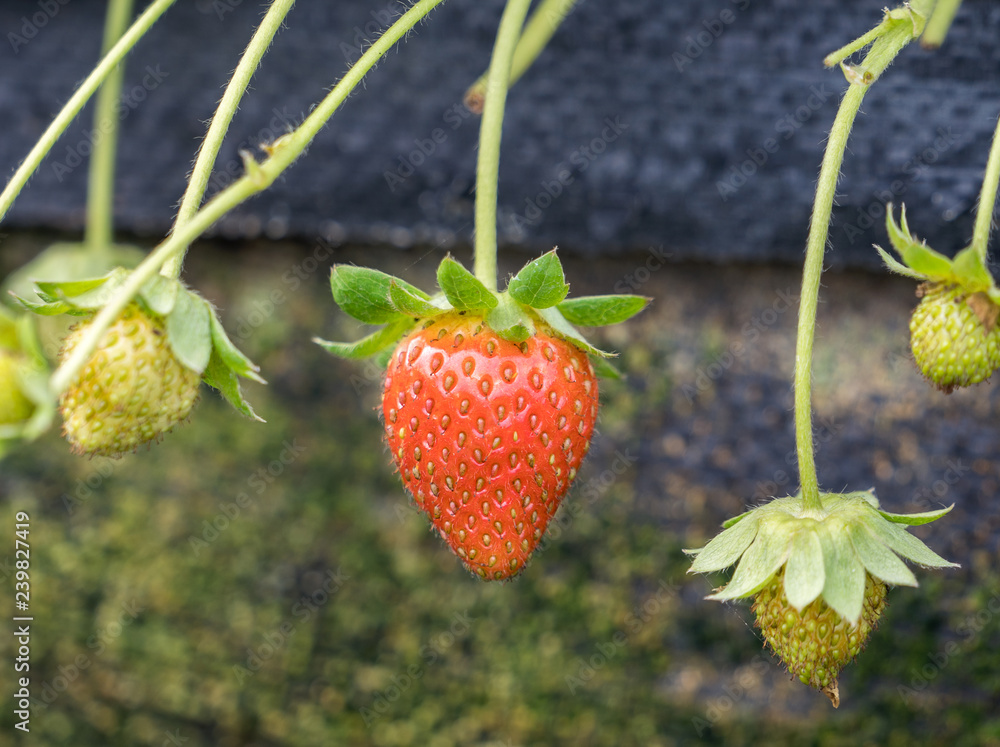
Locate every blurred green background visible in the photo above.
<box><xmin>1</xmin><ymin>236</ymin><xmax>999</xmax><ymax>746</ymax></box>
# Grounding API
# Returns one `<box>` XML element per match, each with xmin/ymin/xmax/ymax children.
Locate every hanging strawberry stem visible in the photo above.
<box><xmin>922</xmin><ymin>0</ymin><xmax>963</xmax><ymax>49</ymax></box>
<box><xmin>473</xmin><ymin>0</ymin><xmax>533</xmax><ymax>291</ymax></box>
<box><xmin>465</xmin><ymin>0</ymin><xmax>579</xmax><ymax>113</ymax></box>
<box><xmin>86</xmin><ymin>0</ymin><xmax>135</xmax><ymax>258</ymax></box>
<box><xmin>797</xmin><ymin>0</ymin><xmax>931</xmax><ymax>510</ymax></box>
<box><xmin>970</xmin><ymin>113</ymin><xmax>1000</xmax><ymax>263</ymax></box>
<box><xmin>0</xmin><ymin>0</ymin><xmax>178</xmax><ymax>225</ymax></box>
<box><xmin>162</xmin><ymin>0</ymin><xmax>297</xmax><ymax>279</ymax></box>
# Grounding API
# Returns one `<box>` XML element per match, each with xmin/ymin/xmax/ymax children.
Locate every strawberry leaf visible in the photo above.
<box><xmin>389</xmin><ymin>281</ymin><xmax>447</xmax><ymax>317</ymax></box>
<box><xmin>485</xmin><ymin>292</ymin><xmax>534</xmax><ymax>342</ymax></box>
<box><xmin>507</xmin><ymin>250</ymin><xmax>569</xmax><ymax>309</ymax></box>
<box><xmin>166</xmin><ymin>291</ymin><xmax>213</xmax><ymax>375</ymax></box>
<box><xmin>437</xmin><ymin>257</ymin><xmax>498</xmax><ymax>311</ymax></box>
<box><xmin>203</xmin><ymin>348</ymin><xmax>264</xmax><ymax>422</ymax></box>
<box><xmin>558</xmin><ymin>294</ymin><xmax>649</xmax><ymax>326</ymax></box>
<box><xmin>208</xmin><ymin>311</ymin><xmax>266</xmax><ymax>384</ymax></box>
<box><xmin>315</xmin><ymin>318</ymin><xmax>413</xmax><ymax>360</ymax></box>
<box><xmin>330</xmin><ymin>265</ymin><xmax>420</xmax><ymax>324</ymax></box>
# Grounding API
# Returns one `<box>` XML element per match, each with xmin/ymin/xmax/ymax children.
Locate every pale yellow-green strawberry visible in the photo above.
<box><xmin>910</xmin><ymin>282</ymin><xmax>1000</xmax><ymax>393</ymax></box>
<box><xmin>0</xmin><ymin>350</ymin><xmax>35</xmax><ymax>425</ymax></box>
<box><xmin>59</xmin><ymin>304</ymin><xmax>200</xmax><ymax>456</ymax></box>
<box><xmin>753</xmin><ymin>568</ymin><xmax>887</xmax><ymax>707</ymax></box>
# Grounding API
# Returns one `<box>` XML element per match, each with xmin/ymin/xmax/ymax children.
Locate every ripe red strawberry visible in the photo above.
<box><xmin>382</xmin><ymin>311</ymin><xmax>599</xmax><ymax>580</ymax></box>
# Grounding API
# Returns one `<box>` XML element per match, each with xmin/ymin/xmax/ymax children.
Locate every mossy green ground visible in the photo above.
<box><xmin>1</xmin><ymin>237</ymin><xmax>999</xmax><ymax>746</ymax></box>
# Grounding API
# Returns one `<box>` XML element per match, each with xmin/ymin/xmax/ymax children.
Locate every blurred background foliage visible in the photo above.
<box><xmin>1</xmin><ymin>237</ymin><xmax>999</xmax><ymax>746</ymax></box>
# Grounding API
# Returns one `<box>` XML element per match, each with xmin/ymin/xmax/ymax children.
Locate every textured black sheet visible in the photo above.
<box><xmin>1</xmin><ymin>0</ymin><xmax>999</xmax><ymax>268</ymax></box>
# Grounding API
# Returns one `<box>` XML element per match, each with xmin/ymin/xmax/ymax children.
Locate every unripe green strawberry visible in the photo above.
<box><xmin>910</xmin><ymin>282</ymin><xmax>1000</xmax><ymax>392</ymax></box>
<box><xmin>383</xmin><ymin>311</ymin><xmax>599</xmax><ymax>580</ymax></box>
<box><xmin>59</xmin><ymin>304</ymin><xmax>200</xmax><ymax>456</ymax></box>
<box><xmin>0</xmin><ymin>350</ymin><xmax>34</xmax><ymax>425</ymax></box>
<box><xmin>753</xmin><ymin>568</ymin><xmax>887</xmax><ymax>707</ymax></box>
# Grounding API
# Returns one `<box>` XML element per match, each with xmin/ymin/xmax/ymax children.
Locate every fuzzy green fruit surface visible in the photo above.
<box><xmin>753</xmin><ymin>569</ymin><xmax>887</xmax><ymax>707</ymax></box>
<box><xmin>910</xmin><ymin>283</ymin><xmax>1000</xmax><ymax>392</ymax></box>
<box><xmin>0</xmin><ymin>351</ymin><xmax>35</xmax><ymax>425</ymax></box>
<box><xmin>59</xmin><ymin>305</ymin><xmax>200</xmax><ymax>457</ymax></box>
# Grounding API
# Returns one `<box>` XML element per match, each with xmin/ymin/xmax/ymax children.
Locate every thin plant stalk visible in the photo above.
<box><xmin>86</xmin><ymin>0</ymin><xmax>136</xmax><ymax>256</ymax></box>
<box><xmin>50</xmin><ymin>0</ymin><xmax>449</xmax><ymax>399</ymax></box>
<box><xmin>796</xmin><ymin>5</ymin><xmax>929</xmax><ymax>512</ymax></box>
<box><xmin>465</xmin><ymin>0</ymin><xmax>577</xmax><ymax>112</ymax></box>
<box><xmin>162</xmin><ymin>0</ymin><xmax>297</xmax><ymax>279</ymax></box>
<box><xmin>970</xmin><ymin>113</ymin><xmax>1000</xmax><ymax>262</ymax></box>
<box><xmin>0</xmin><ymin>0</ymin><xmax>177</xmax><ymax>225</ymax></box>
<box><xmin>922</xmin><ymin>0</ymin><xmax>962</xmax><ymax>49</ymax></box>
<box><xmin>472</xmin><ymin>0</ymin><xmax>532</xmax><ymax>291</ymax></box>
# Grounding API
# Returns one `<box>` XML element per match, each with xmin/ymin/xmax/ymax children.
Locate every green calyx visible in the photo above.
<box><xmin>10</xmin><ymin>268</ymin><xmax>265</xmax><ymax>423</ymax></box>
<box><xmin>685</xmin><ymin>490</ymin><xmax>957</xmax><ymax>625</ymax></box>
<box><xmin>0</xmin><ymin>306</ymin><xmax>50</xmax><ymax>451</ymax></box>
<box><xmin>315</xmin><ymin>249</ymin><xmax>649</xmax><ymax>376</ymax></box>
<box><xmin>877</xmin><ymin>204</ymin><xmax>1000</xmax><ymax>302</ymax></box>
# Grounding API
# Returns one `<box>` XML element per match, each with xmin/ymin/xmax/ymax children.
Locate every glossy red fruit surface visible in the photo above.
<box><xmin>383</xmin><ymin>312</ymin><xmax>599</xmax><ymax>580</ymax></box>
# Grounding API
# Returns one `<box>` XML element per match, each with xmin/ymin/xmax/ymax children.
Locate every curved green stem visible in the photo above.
<box><xmin>797</xmin><ymin>7</ymin><xmax>927</xmax><ymax>512</ymax></box>
<box><xmin>86</xmin><ymin>0</ymin><xmax>135</xmax><ymax>256</ymax></box>
<box><xmin>50</xmin><ymin>0</ymin><xmax>449</xmax><ymax>399</ymax></box>
<box><xmin>465</xmin><ymin>0</ymin><xmax>577</xmax><ymax>112</ymax></box>
<box><xmin>162</xmin><ymin>0</ymin><xmax>297</xmax><ymax>279</ymax></box>
<box><xmin>922</xmin><ymin>0</ymin><xmax>962</xmax><ymax>49</ymax></box>
<box><xmin>0</xmin><ymin>0</ymin><xmax>177</xmax><ymax>226</ymax></box>
<box><xmin>473</xmin><ymin>0</ymin><xmax>532</xmax><ymax>291</ymax></box>
<box><xmin>970</xmin><ymin>113</ymin><xmax>1000</xmax><ymax>263</ymax></box>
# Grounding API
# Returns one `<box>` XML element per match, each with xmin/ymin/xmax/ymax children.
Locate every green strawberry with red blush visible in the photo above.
<box><xmin>317</xmin><ymin>250</ymin><xmax>647</xmax><ymax>579</ymax></box>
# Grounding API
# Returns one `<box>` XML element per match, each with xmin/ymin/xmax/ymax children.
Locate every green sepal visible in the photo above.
<box><xmin>951</xmin><ymin>246</ymin><xmax>993</xmax><ymax>291</ymax></box>
<box><xmin>166</xmin><ymin>290</ymin><xmax>213</xmax><ymax>375</ymax></box>
<box><xmin>486</xmin><ymin>293</ymin><xmax>535</xmax><ymax>343</ymax></box>
<box><xmin>34</xmin><ymin>276</ymin><xmax>111</xmax><ymax>299</ymax></box>
<box><xmin>817</xmin><ymin>521</ymin><xmax>866</xmax><ymax>623</ymax></box>
<box><xmin>388</xmin><ymin>281</ymin><xmax>447</xmax><ymax>318</ymax></box>
<box><xmin>885</xmin><ymin>205</ymin><xmax>952</xmax><ymax>279</ymax></box>
<box><xmin>7</xmin><ymin>294</ymin><xmax>76</xmax><ymax>316</ymax></box>
<box><xmin>705</xmin><ymin>524</ymin><xmax>789</xmax><ymax>601</ymax></box>
<box><xmin>202</xmin><ymin>348</ymin><xmax>264</xmax><ymax>422</ymax></box>
<box><xmin>314</xmin><ymin>318</ymin><xmax>413</xmax><ymax>360</ymax></box>
<box><xmin>686</xmin><ymin>511</ymin><xmax>761</xmax><ymax>574</ymax></box>
<box><xmin>47</xmin><ymin>268</ymin><xmax>131</xmax><ymax>310</ymax></box>
<box><xmin>874</xmin><ymin>243</ymin><xmax>925</xmax><ymax>280</ymax></box>
<box><xmin>437</xmin><ymin>257</ymin><xmax>498</xmax><ymax>311</ymax></box>
<box><xmin>877</xmin><ymin>503</ymin><xmax>953</xmax><ymax>526</ymax></box>
<box><xmin>139</xmin><ymin>274</ymin><xmax>180</xmax><ymax>316</ymax></box>
<box><xmin>783</xmin><ymin>528</ymin><xmax>825</xmax><ymax>611</ymax></box>
<box><xmin>847</xmin><ymin>523</ymin><xmax>918</xmax><ymax>588</ymax></box>
<box><xmin>330</xmin><ymin>265</ymin><xmax>421</xmax><ymax>324</ymax></box>
<box><xmin>208</xmin><ymin>311</ymin><xmax>266</xmax><ymax>385</ymax></box>
<box><xmin>535</xmin><ymin>306</ymin><xmax>614</xmax><ymax>358</ymax></box>
<box><xmin>507</xmin><ymin>250</ymin><xmax>569</xmax><ymax>309</ymax></box>
<box><xmin>558</xmin><ymin>294</ymin><xmax>650</xmax><ymax>327</ymax></box>
<box><xmin>589</xmin><ymin>355</ymin><xmax>622</xmax><ymax>380</ymax></box>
